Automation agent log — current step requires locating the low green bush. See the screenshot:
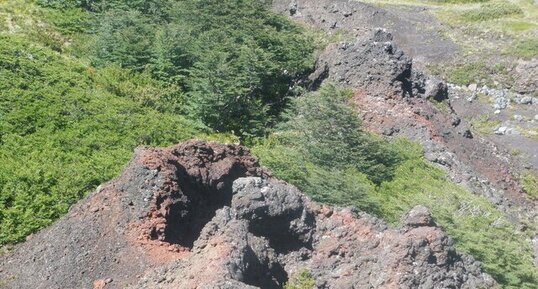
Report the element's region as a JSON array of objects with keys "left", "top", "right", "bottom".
[
  {"left": 253, "top": 140, "right": 379, "bottom": 213},
  {"left": 521, "top": 170, "right": 538, "bottom": 198},
  {"left": 271, "top": 84, "right": 402, "bottom": 184}
]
